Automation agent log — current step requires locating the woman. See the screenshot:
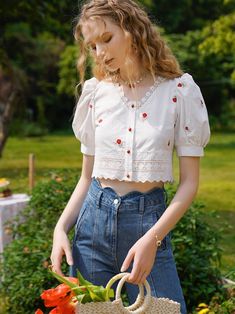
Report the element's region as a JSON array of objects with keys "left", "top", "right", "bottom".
[{"left": 50, "top": 1, "right": 210, "bottom": 313}]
